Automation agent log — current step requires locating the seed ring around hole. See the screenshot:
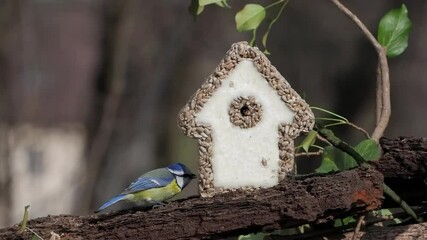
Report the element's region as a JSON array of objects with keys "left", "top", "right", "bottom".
[{"left": 229, "top": 96, "right": 262, "bottom": 129}]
